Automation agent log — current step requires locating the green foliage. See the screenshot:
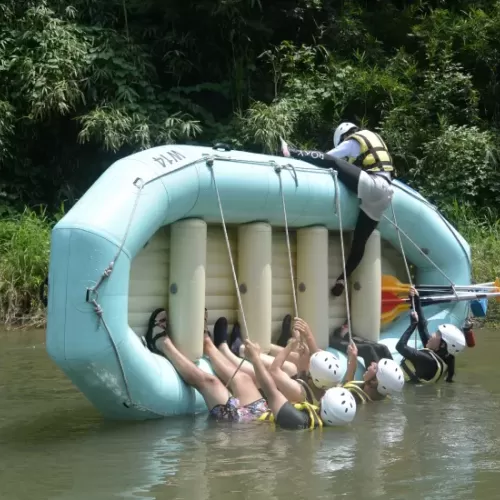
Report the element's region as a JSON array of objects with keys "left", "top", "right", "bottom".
[
  {"left": 446, "top": 201, "right": 500, "bottom": 323},
  {"left": 411, "top": 125, "right": 500, "bottom": 210},
  {"left": 1, "top": 0, "right": 500, "bottom": 325},
  {"left": 0, "top": 208, "right": 53, "bottom": 327},
  {"left": 0, "top": 0, "right": 499, "bottom": 216}
]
